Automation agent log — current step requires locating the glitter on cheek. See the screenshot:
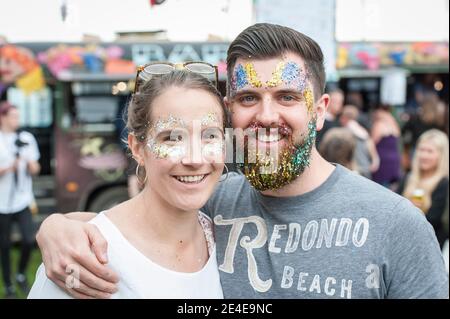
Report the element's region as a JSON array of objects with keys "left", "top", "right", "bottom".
[
  {"left": 202, "top": 141, "right": 224, "bottom": 159},
  {"left": 303, "top": 89, "right": 314, "bottom": 114},
  {"left": 147, "top": 139, "right": 187, "bottom": 160}
]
